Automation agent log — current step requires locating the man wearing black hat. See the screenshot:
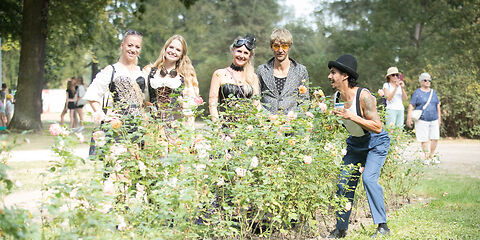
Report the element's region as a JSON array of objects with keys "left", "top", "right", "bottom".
[{"left": 327, "top": 54, "right": 391, "bottom": 238}]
